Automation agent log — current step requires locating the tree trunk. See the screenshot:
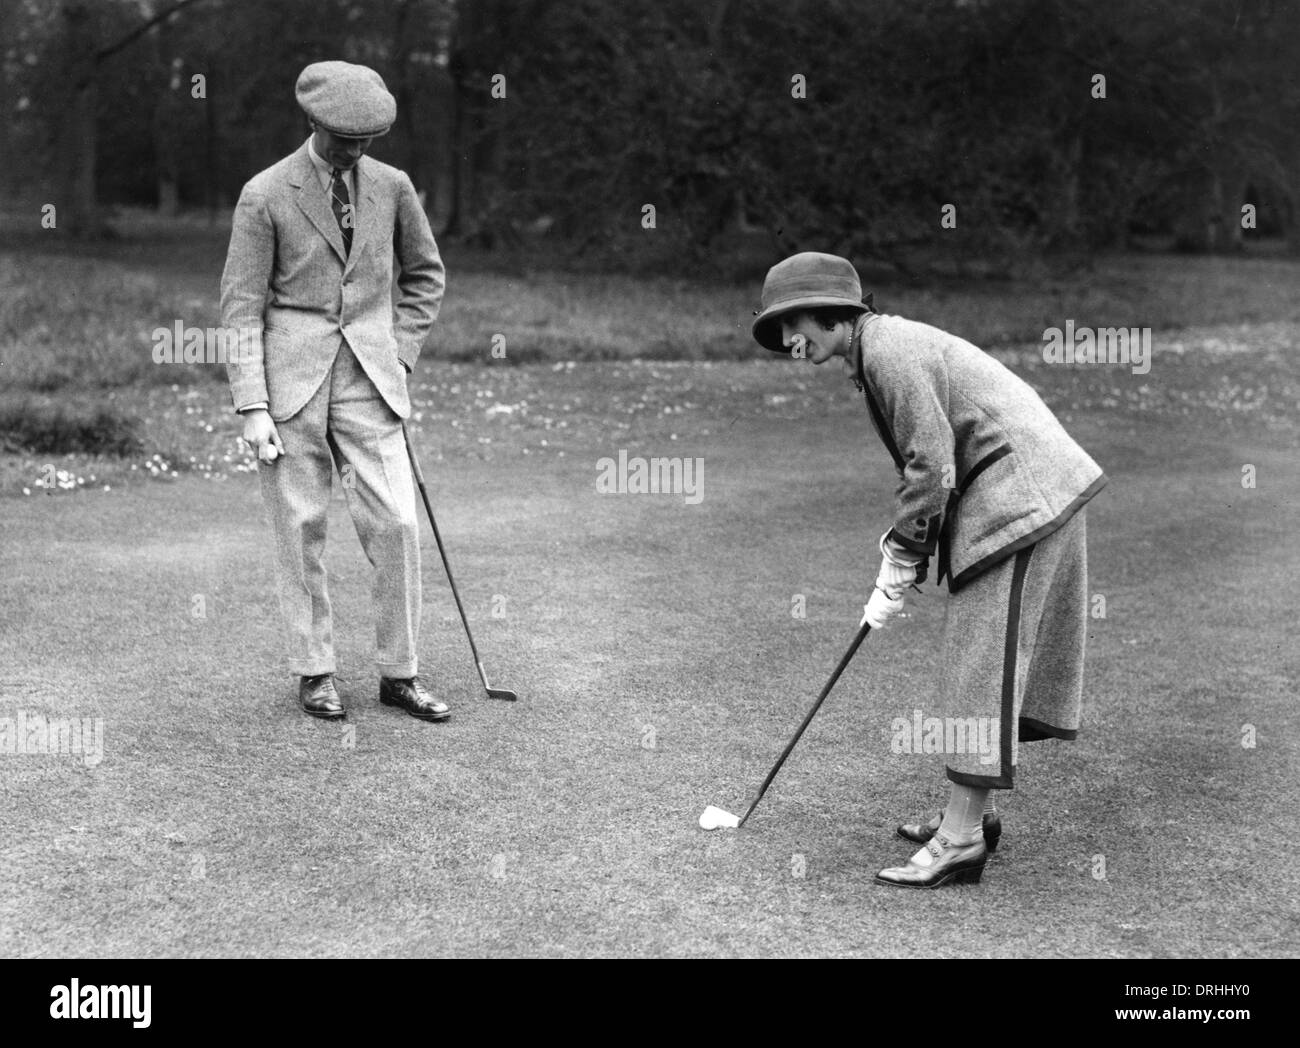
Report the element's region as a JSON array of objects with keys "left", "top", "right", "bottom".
[
  {"left": 0, "top": 0, "right": 12, "bottom": 205},
  {"left": 426, "top": 68, "right": 456, "bottom": 234},
  {"left": 1050, "top": 131, "right": 1083, "bottom": 248},
  {"left": 1218, "top": 171, "right": 1246, "bottom": 252},
  {"left": 154, "top": 79, "right": 185, "bottom": 217},
  {"left": 58, "top": 4, "right": 109, "bottom": 237},
  {"left": 392, "top": 0, "right": 421, "bottom": 193},
  {"left": 1288, "top": 180, "right": 1300, "bottom": 255},
  {"left": 445, "top": 73, "right": 473, "bottom": 237},
  {"left": 62, "top": 82, "right": 105, "bottom": 236},
  {"left": 204, "top": 46, "right": 219, "bottom": 222}
]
